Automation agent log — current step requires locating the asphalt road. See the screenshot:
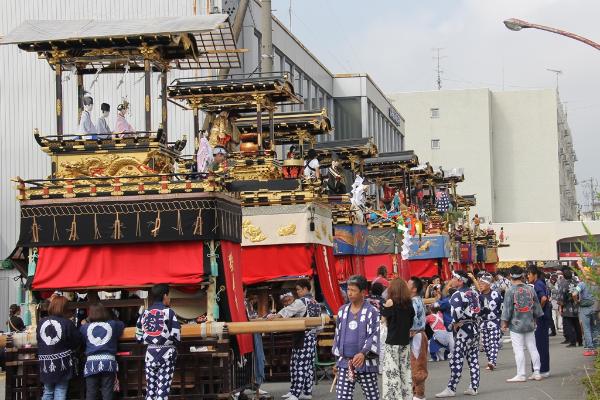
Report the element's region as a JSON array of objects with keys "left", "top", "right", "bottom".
[
  {"left": 260, "top": 335, "right": 594, "bottom": 400},
  {"left": 0, "top": 335, "right": 592, "bottom": 399}
]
